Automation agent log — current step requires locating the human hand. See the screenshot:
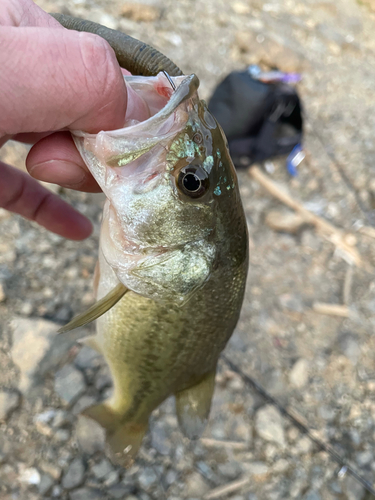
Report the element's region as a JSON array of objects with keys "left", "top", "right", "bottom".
[{"left": 0, "top": 0, "right": 128, "bottom": 240}]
